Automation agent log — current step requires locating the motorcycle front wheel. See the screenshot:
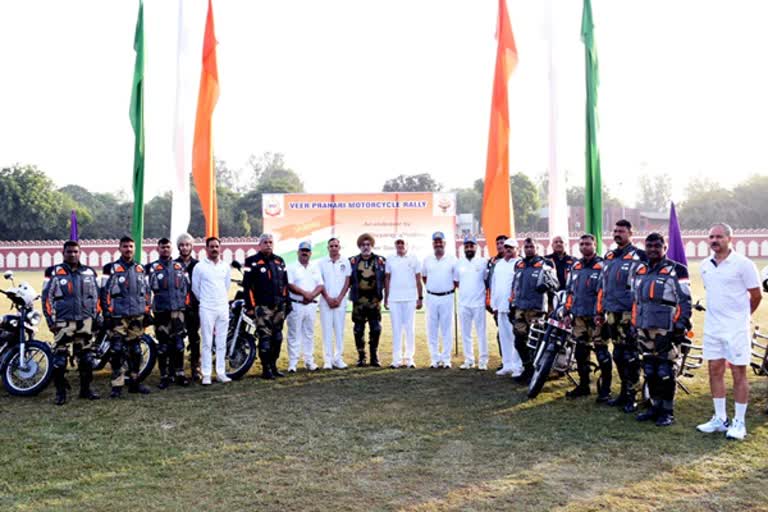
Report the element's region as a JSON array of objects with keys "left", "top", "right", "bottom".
[
  {"left": 527, "top": 344, "right": 558, "bottom": 399},
  {"left": 1, "top": 340, "right": 54, "bottom": 396},
  {"left": 226, "top": 332, "right": 257, "bottom": 380}
]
